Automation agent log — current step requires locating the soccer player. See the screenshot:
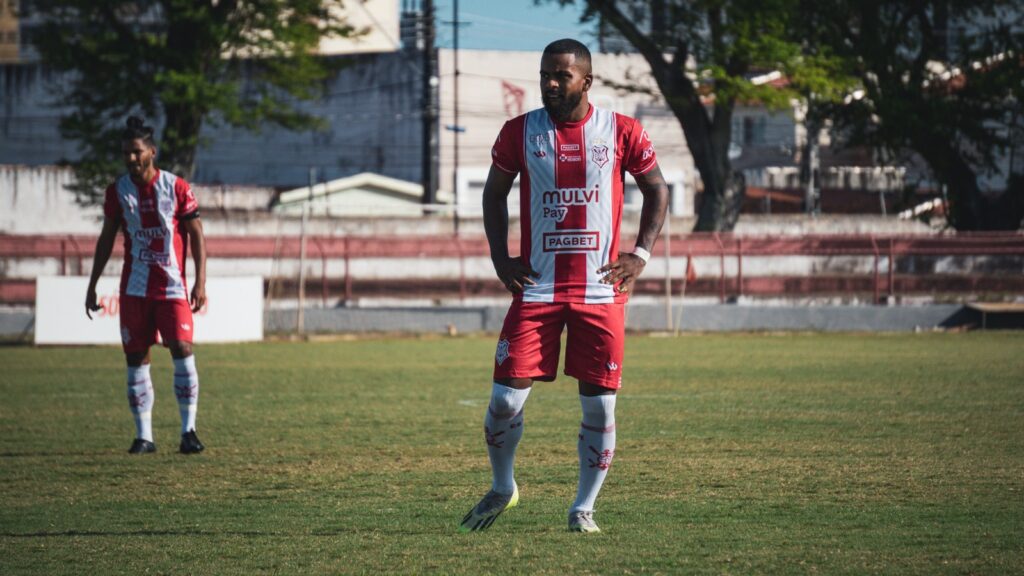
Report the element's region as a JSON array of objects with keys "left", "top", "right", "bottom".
[
  {"left": 459, "top": 39, "right": 669, "bottom": 533},
  {"left": 85, "top": 116, "right": 207, "bottom": 455}
]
